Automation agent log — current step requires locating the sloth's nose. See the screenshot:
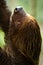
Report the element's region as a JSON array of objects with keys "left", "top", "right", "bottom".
[{"left": 14, "top": 6, "right": 23, "bottom": 13}]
